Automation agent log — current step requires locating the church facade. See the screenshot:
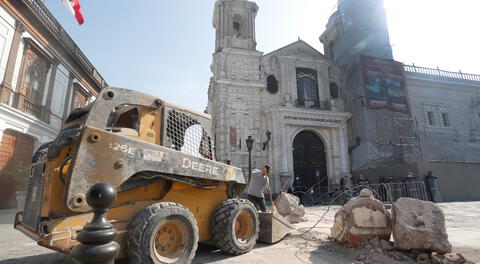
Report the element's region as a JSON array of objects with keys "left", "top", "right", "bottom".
[{"left": 207, "top": 0, "right": 351, "bottom": 192}]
